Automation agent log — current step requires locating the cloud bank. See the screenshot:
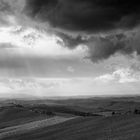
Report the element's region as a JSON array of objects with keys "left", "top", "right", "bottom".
[
  {"left": 23, "top": 0, "right": 140, "bottom": 62},
  {"left": 1, "top": 0, "right": 140, "bottom": 62},
  {"left": 1, "top": 0, "right": 140, "bottom": 97},
  {"left": 25, "top": 0, "right": 140, "bottom": 32}
]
